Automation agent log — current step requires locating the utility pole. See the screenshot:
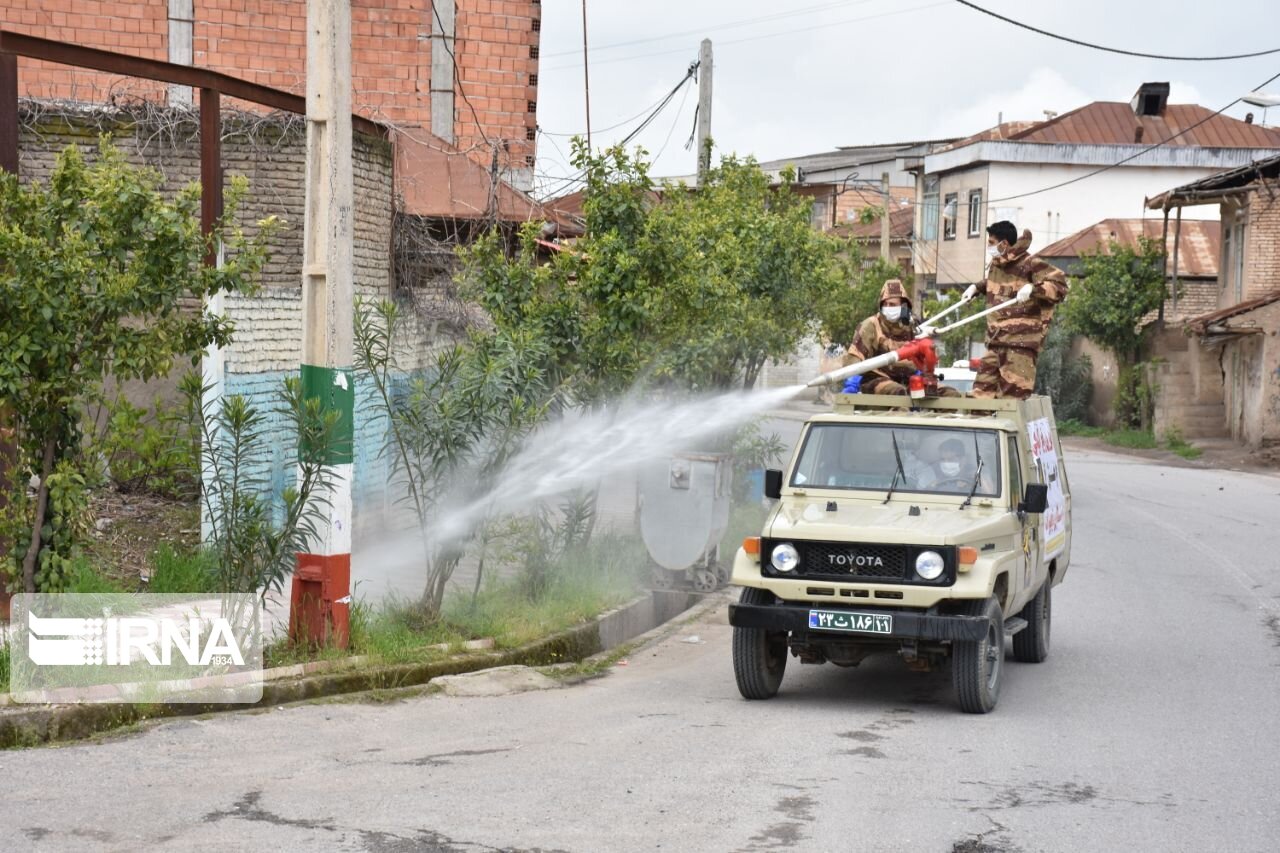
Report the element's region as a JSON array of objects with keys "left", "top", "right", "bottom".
[
  {"left": 292, "top": 0, "right": 355, "bottom": 648},
  {"left": 880, "top": 171, "right": 891, "bottom": 262},
  {"left": 696, "top": 38, "right": 713, "bottom": 183},
  {"left": 581, "top": 0, "right": 591, "bottom": 150}
]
